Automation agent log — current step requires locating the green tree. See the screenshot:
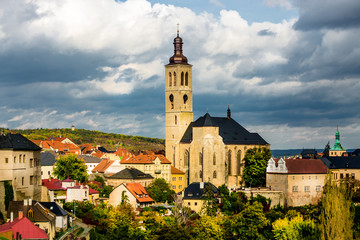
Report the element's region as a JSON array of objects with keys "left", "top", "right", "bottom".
[
  {"left": 94, "top": 175, "right": 105, "bottom": 185},
  {"left": 192, "top": 216, "right": 224, "bottom": 240},
  {"left": 242, "top": 147, "right": 271, "bottom": 186},
  {"left": 323, "top": 141, "right": 330, "bottom": 157},
  {"left": 146, "top": 178, "right": 175, "bottom": 203},
  {"left": 201, "top": 184, "right": 218, "bottom": 216},
  {"left": 53, "top": 154, "right": 88, "bottom": 182},
  {"left": 273, "top": 214, "right": 320, "bottom": 240},
  {"left": 320, "top": 175, "right": 354, "bottom": 240},
  {"left": 225, "top": 202, "right": 269, "bottom": 240}
]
